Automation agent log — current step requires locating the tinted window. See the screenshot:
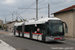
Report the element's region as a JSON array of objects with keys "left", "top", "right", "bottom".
[{"left": 17, "top": 26, "right": 22, "bottom": 31}]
